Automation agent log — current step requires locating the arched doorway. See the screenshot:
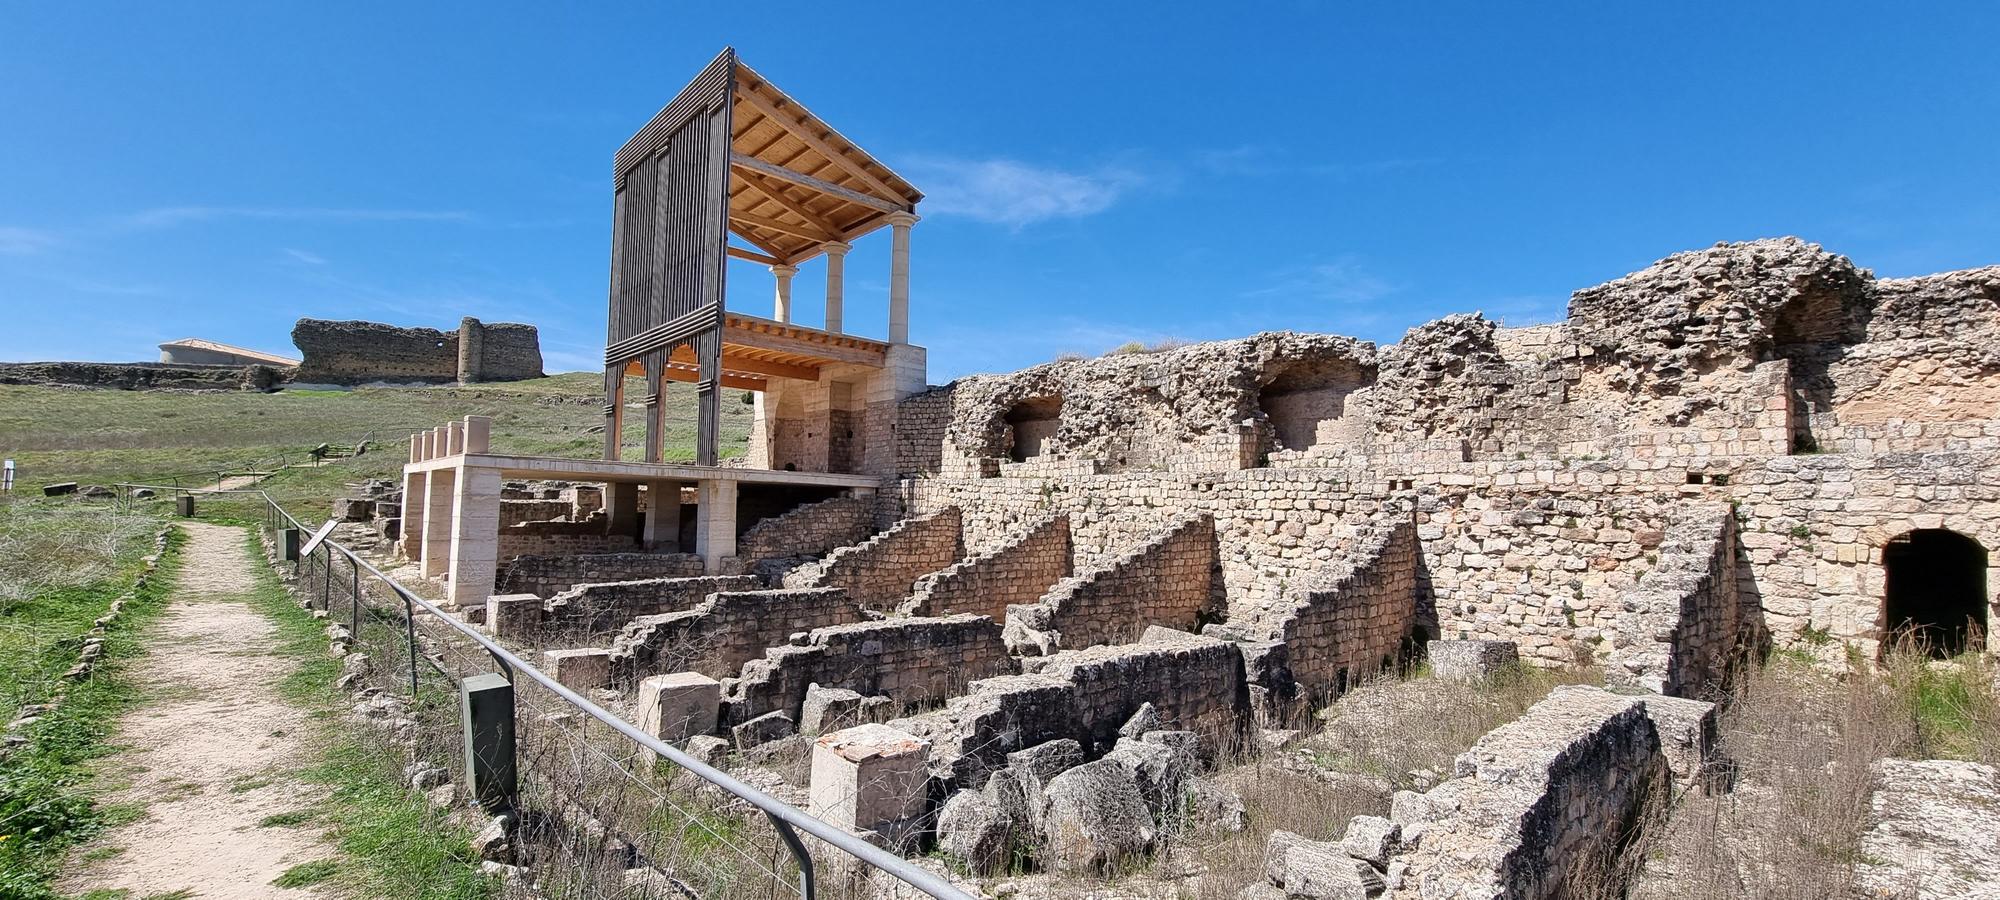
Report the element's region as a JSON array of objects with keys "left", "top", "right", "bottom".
[{"left": 1882, "top": 529, "right": 1989, "bottom": 657}]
